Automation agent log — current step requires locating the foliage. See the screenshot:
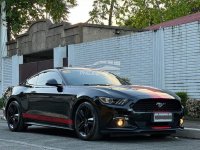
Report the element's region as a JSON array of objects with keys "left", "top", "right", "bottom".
[
  {"left": 0, "top": 98, "right": 3, "bottom": 109},
  {"left": 1, "top": 0, "right": 77, "bottom": 40},
  {"left": 176, "top": 92, "right": 188, "bottom": 108},
  {"left": 89, "top": 0, "right": 134, "bottom": 26},
  {"left": 125, "top": 0, "right": 200, "bottom": 29},
  {"left": 176, "top": 92, "right": 188, "bottom": 115},
  {"left": 89, "top": 0, "right": 200, "bottom": 29},
  {"left": 186, "top": 99, "right": 200, "bottom": 119}
]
